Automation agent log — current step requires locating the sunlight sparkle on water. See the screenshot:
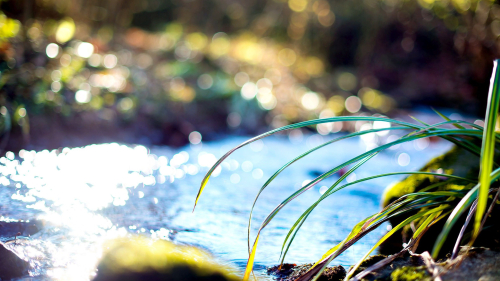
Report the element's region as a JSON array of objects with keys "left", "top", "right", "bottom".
[
  {"left": 0, "top": 134, "right": 453, "bottom": 280},
  {"left": 0, "top": 143, "right": 223, "bottom": 280}
]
